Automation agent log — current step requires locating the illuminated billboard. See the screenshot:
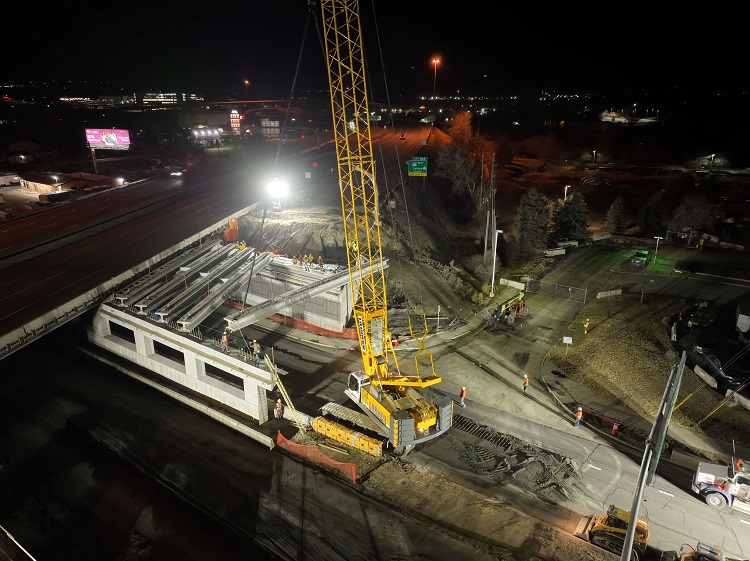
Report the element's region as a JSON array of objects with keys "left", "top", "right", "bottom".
[{"left": 85, "top": 128, "right": 131, "bottom": 150}]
